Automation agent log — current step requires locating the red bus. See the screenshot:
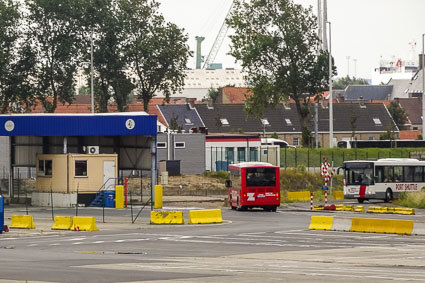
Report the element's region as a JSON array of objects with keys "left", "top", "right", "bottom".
[{"left": 226, "top": 162, "right": 280, "bottom": 212}]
